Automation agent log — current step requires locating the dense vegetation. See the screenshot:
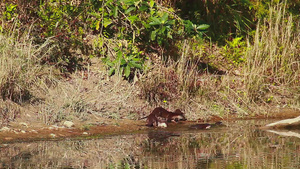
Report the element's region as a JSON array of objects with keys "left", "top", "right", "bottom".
[{"left": 0, "top": 0, "right": 299, "bottom": 126}]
